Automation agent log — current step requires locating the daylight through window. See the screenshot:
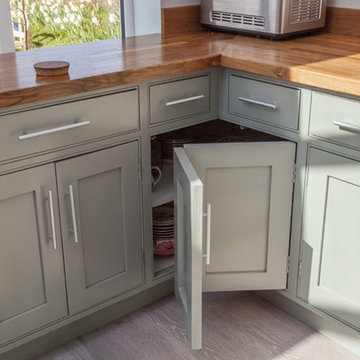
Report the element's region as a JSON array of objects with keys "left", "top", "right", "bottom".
[{"left": 10, "top": 0, "right": 122, "bottom": 51}]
